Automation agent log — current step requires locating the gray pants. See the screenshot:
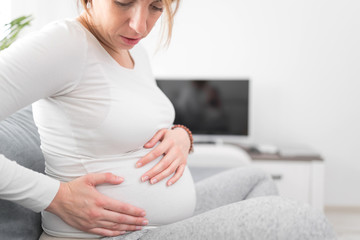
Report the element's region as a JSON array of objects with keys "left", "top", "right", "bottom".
[
  {"left": 105, "top": 166, "right": 336, "bottom": 240},
  {"left": 41, "top": 167, "right": 336, "bottom": 240}
]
